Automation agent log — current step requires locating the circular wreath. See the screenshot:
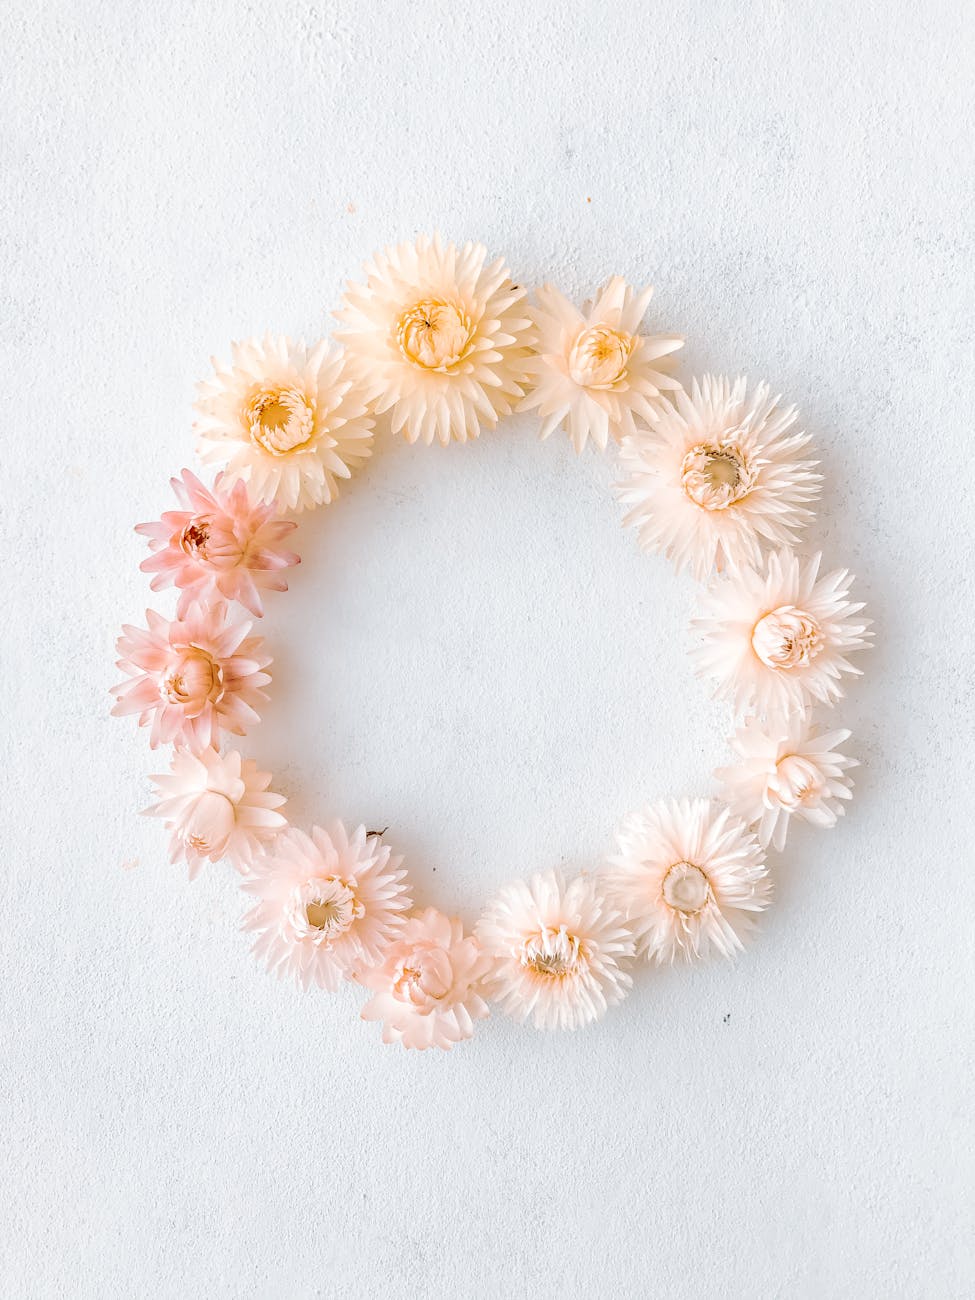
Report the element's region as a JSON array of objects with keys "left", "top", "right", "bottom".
[{"left": 112, "top": 235, "right": 872, "bottom": 1051}]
